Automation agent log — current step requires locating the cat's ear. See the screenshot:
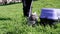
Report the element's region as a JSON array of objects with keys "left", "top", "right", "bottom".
[
  {"left": 32, "top": 12, "right": 36, "bottom": 15},
  {"left": 34, "top": 12, "right": 36, "bottom": 14}
]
